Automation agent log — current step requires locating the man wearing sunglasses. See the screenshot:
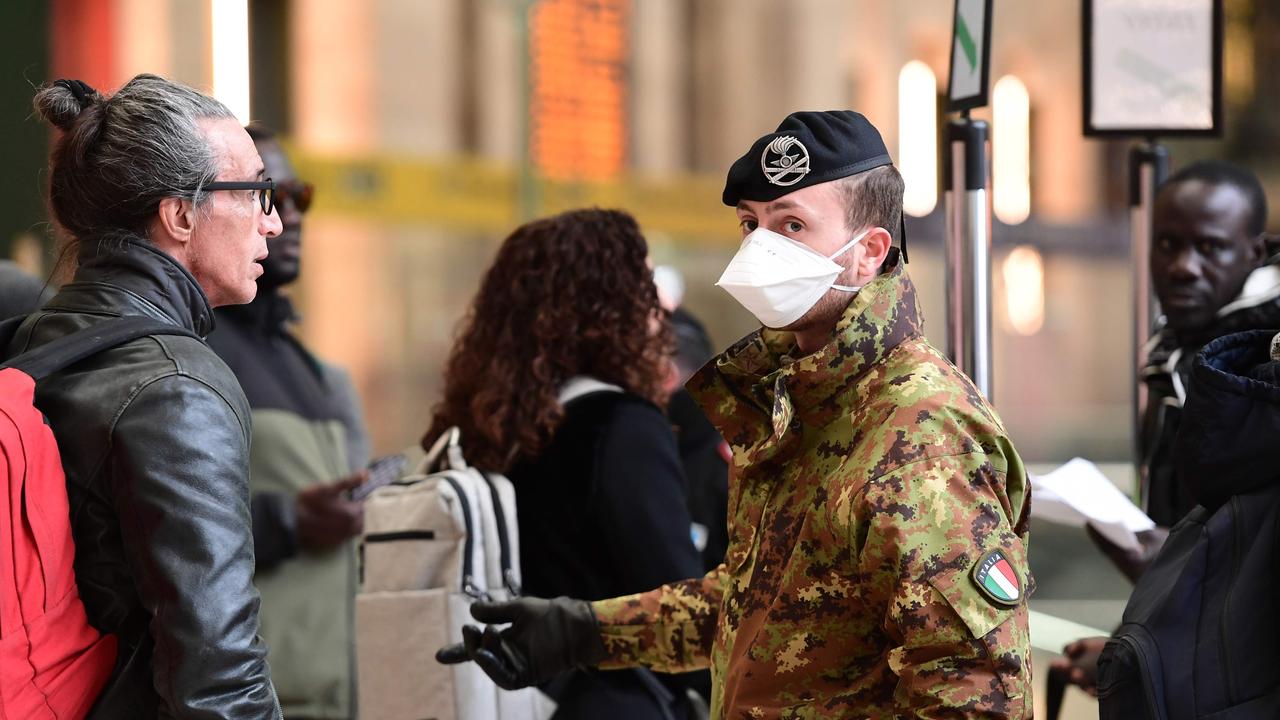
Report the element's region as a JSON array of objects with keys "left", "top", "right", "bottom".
[{"left": 207, "top": 125, "right": 370, "bottom": 720}]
